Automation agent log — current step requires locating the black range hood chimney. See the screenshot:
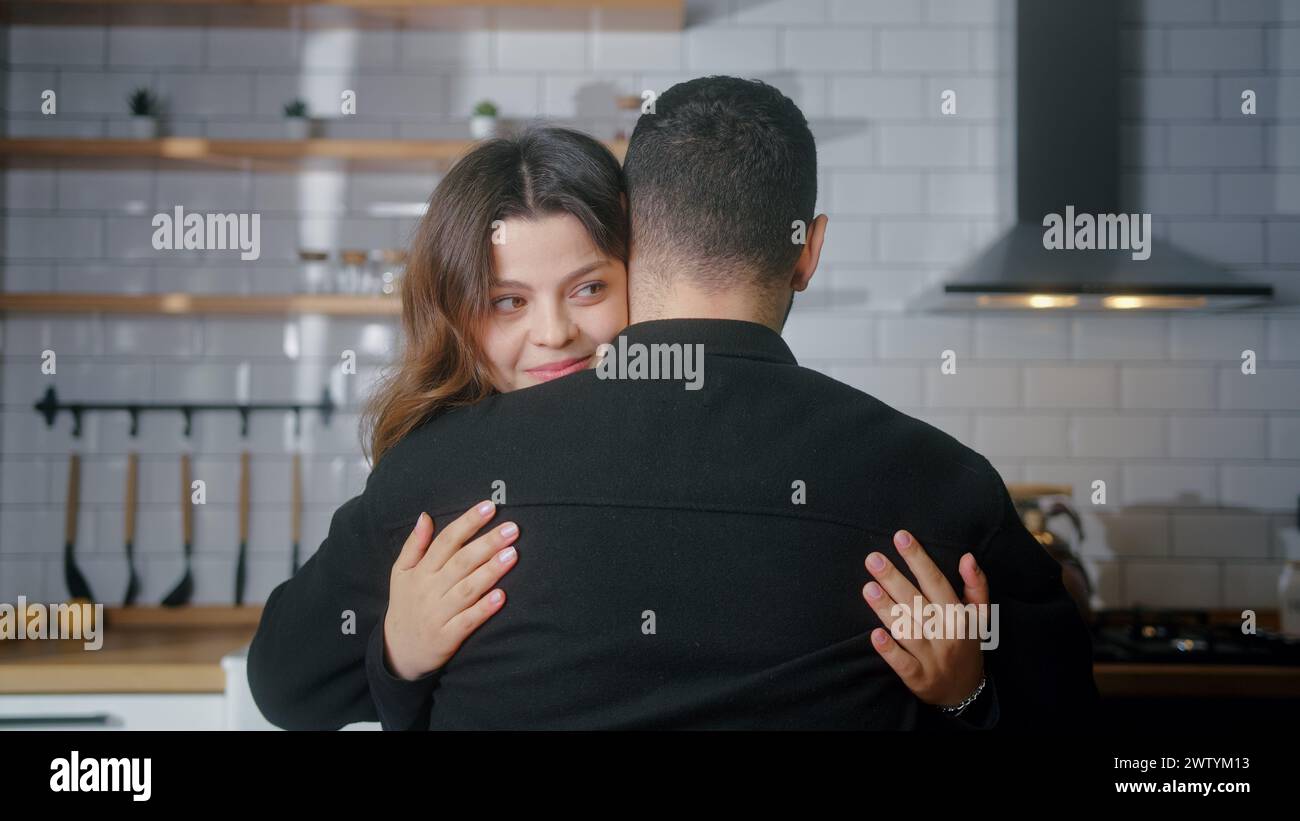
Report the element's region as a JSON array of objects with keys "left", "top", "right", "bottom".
[{"left": 913, "top": 0, "right": 1274, "bottom": 312}]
